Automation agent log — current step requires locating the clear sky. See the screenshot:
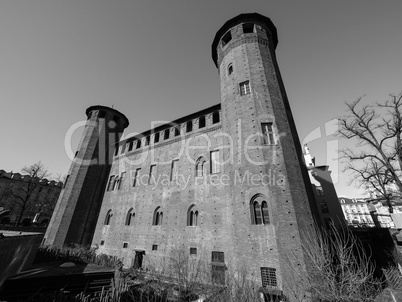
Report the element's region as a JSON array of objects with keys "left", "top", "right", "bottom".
[{"left": 1, "top": 0, "right": 401, "bottom": 198}]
